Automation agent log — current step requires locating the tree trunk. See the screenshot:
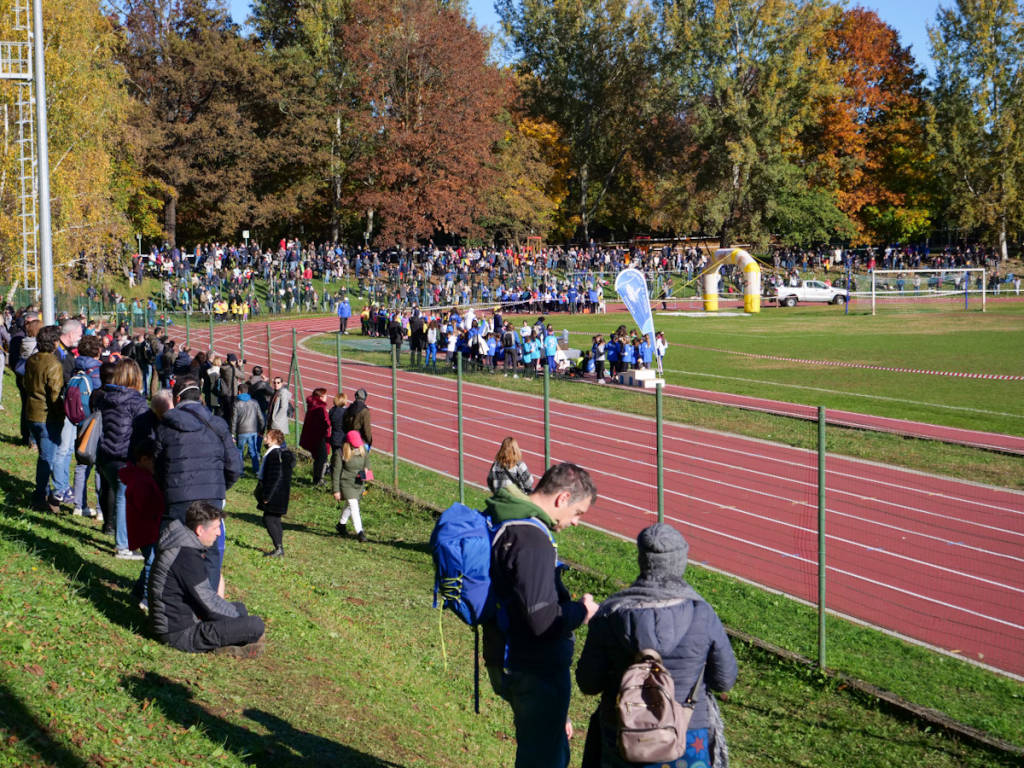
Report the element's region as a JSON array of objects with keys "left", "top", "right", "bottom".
[
  {"left": 164, "top": 194, "right": 177, "bottom": 248},
  {"left": 364, "top": 208, "right": 374, "bottom": 246},
  {"left": 999, "top": 219, "right": 1008, "bottom": 261},
  {"left": 331, "top": 114, "right": 342, "bottom": 243},
  {"left": 579, "top": 163, "right": 589, "bottom": 244}
]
